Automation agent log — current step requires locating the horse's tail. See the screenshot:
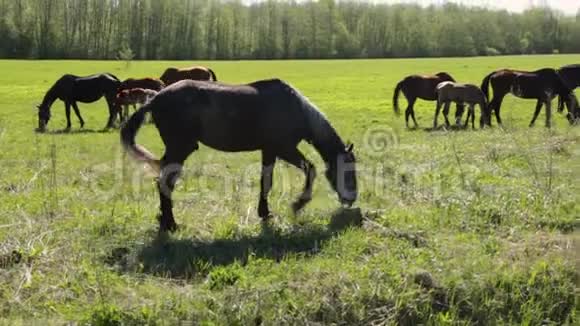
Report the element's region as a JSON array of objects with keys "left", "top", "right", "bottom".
[
  {"left": 393, "top": 80, "right": 404, "bottom": 115},
  {"left": 208, "top": 68, "right": 218, "bottom": 82},
  {"left": 480, "top": 71, "right": 494, "bottom": 99},
  {"left": 120, "top": 103, "right": 160, "bottom": 174}
]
